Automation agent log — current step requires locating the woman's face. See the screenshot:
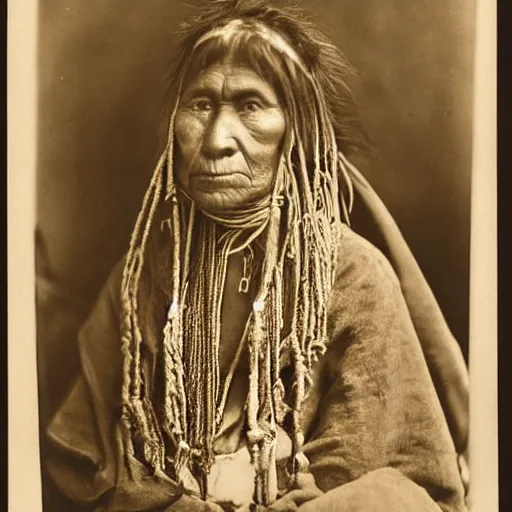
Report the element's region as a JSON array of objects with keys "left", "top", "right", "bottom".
[{"left": 174, "top": 61, "right": 286, "bottom": 212}]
